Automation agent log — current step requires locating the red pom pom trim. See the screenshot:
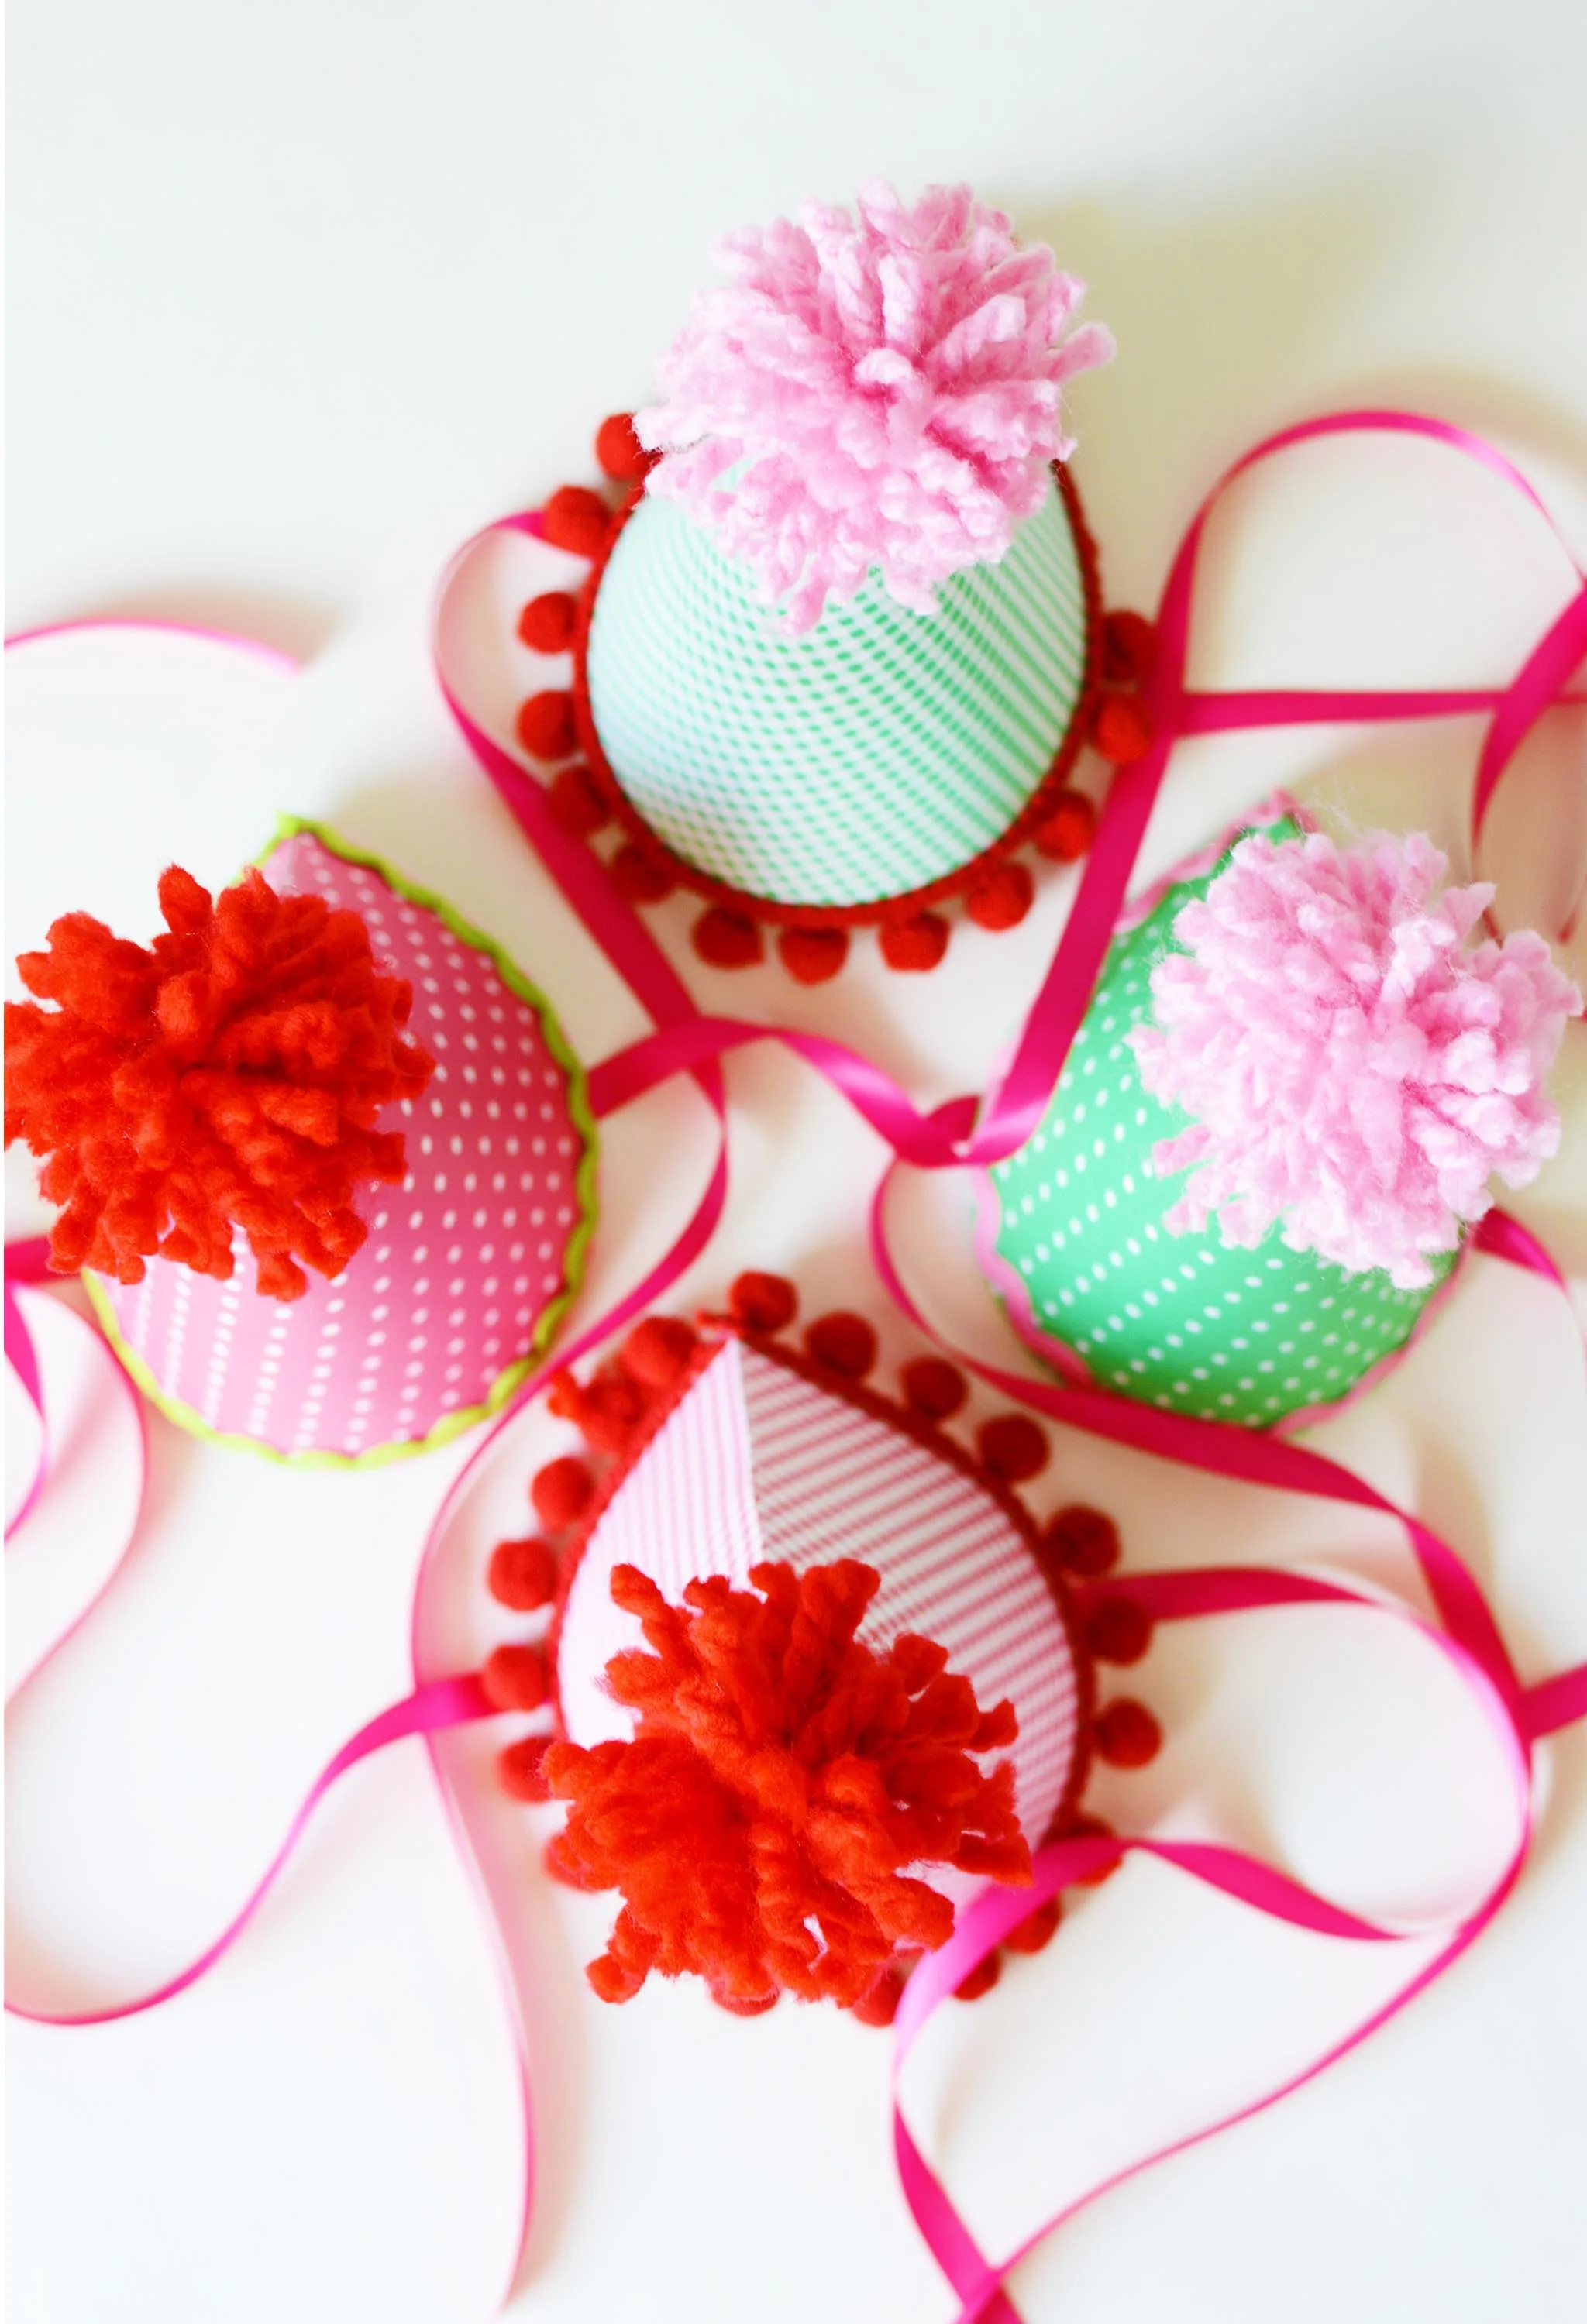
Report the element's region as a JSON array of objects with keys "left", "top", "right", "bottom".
[
  {"left": 1090, "top": 693, "right": 1154, "bottom": 767},
  {"left": 1084, "top": 1595, "right": 1154, "bottom": 1666},
  {"left": 977, "top": 1413, "right": 1050, "bottom": 1483},
  {"left": 620, "top": 1315, "right": 698, "bottom": 1389},
  {"left": 691, "top": 908, "right": 765, "bottom": 969},
  {"left": 777, "top": 926, "right": 849, "bottom": 984},
  {"left": 547, "top": 1362, "right": 647, "bottom": 1456},
  {"left": 1045, "top": 1504, "right": 1121, "bottom": 1576},
  {"left": 483, "top": 1642, "right": 550, "bottom": 1711},
  {"left": 532, "top": 1456, "right": 595, "bottom": 1530},
  {"left": 878, "top": 913, "right": 950, "bottom": 973},
  {"left": 953, "top": 1951, "right": 1003, "bottom": 2001},
  {"left": 515, "top": 690, "right": 578, "bottom": 761},
  {"left": 499, "top": 1735, "right": 553, "bottom": 1802},
  {"left": 518, "top": 591, "right": 578, "bottom": 654},
  {"left": 487, "top": 1535, "right": 560, "bottom": 1611},
  {"left": 541, "top": 485, "right": 612, "bottom": 559},
  {"left": 594, "top": 413, "right": 652, "bottom": 485},
  {"left": 610, "top": 846, "right": 676, "bottom": 904},
  {"left": 804, "top": 1311, "right": 877, "bottom": 1379},
  {"left": 548, "top": 765, "right": 610, "bottom": 835},
  {"left": 728, "top": 1271, "right": 798, "bottom": 1333},
  {"left": 1102, "top": 609, "right": 1155, "bottom": 687},
  {"left": 5, "top": 864, "right": 435, "bottom": 1298},
  {"left": 900, "top": 1356, "right": 968, "bottom": 1422},
  {"left": 1093, "top": 1697, "right": 1162, "bottom": 1768},
  {"left": 1034, "top": 789, "right": 1096, "bottom": 863},
  {"left": 965, "top": 862, "right": 1034, "bottom": 931},
  {"left": 1003, "top": 1895, "right": 1062, "bottom": 1954}
]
